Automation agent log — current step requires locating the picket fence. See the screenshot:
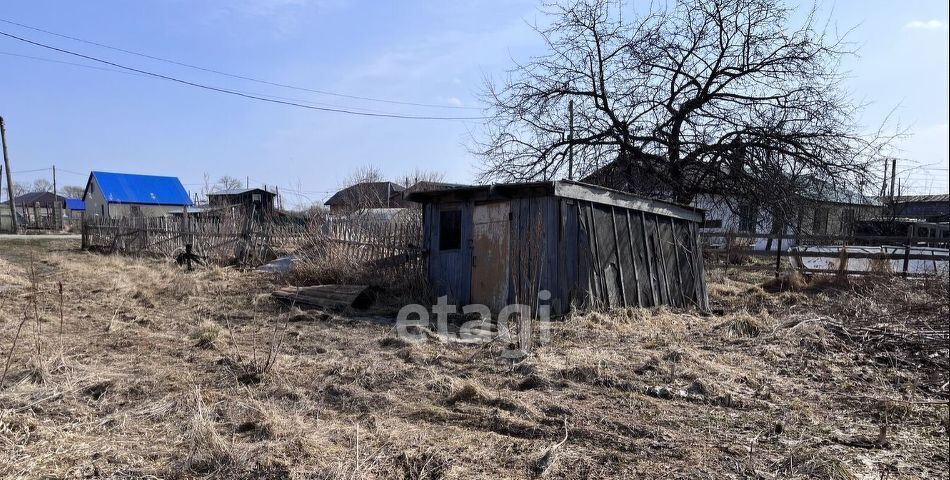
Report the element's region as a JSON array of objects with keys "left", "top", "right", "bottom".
[{"left": 82, "top": 213, "right": 423, "bottom": 271}]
